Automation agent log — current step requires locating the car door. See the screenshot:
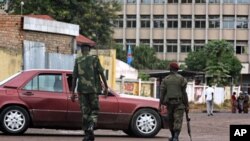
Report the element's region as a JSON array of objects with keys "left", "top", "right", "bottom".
[
  {"left": 65, "top": 73, "right": 119, "bottom": 128},
  {"left": 19, "top": 73, "right": 68, "bottom": 127}
]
